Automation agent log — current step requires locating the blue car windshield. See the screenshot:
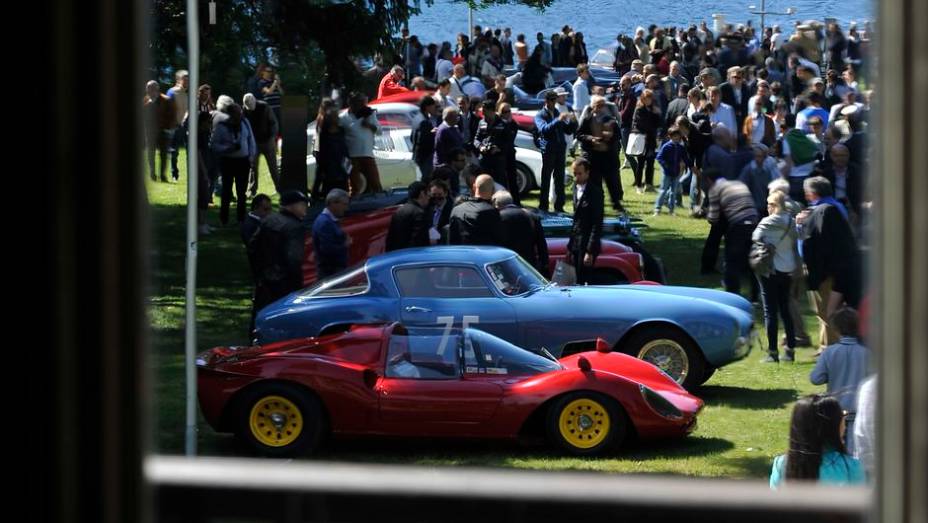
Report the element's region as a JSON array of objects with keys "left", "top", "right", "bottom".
[
  {"left": 485, "top": 256, "right": 548, "bottom": 296},
  {"left": 465, "top": 329, "right": 562, "bottom": 376}
]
